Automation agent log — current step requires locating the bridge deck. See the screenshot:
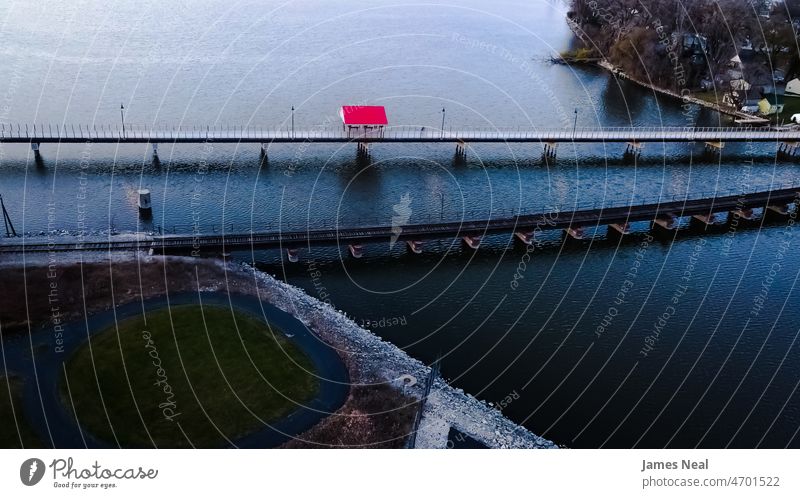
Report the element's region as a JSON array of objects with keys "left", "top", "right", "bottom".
[
  {"left": 3, "top": 186, "right": 798, "bottom": 254},
  {"left": 2, "top": 125, "right": 800, "bottom": 144}
]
